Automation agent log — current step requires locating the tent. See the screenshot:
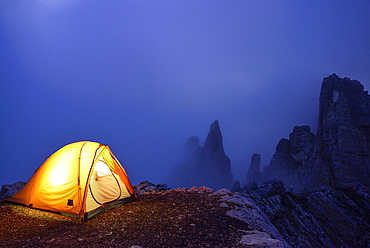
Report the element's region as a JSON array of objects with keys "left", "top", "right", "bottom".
[{"left": 7, "top": 141, "right": 137, "bottom": 221}]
